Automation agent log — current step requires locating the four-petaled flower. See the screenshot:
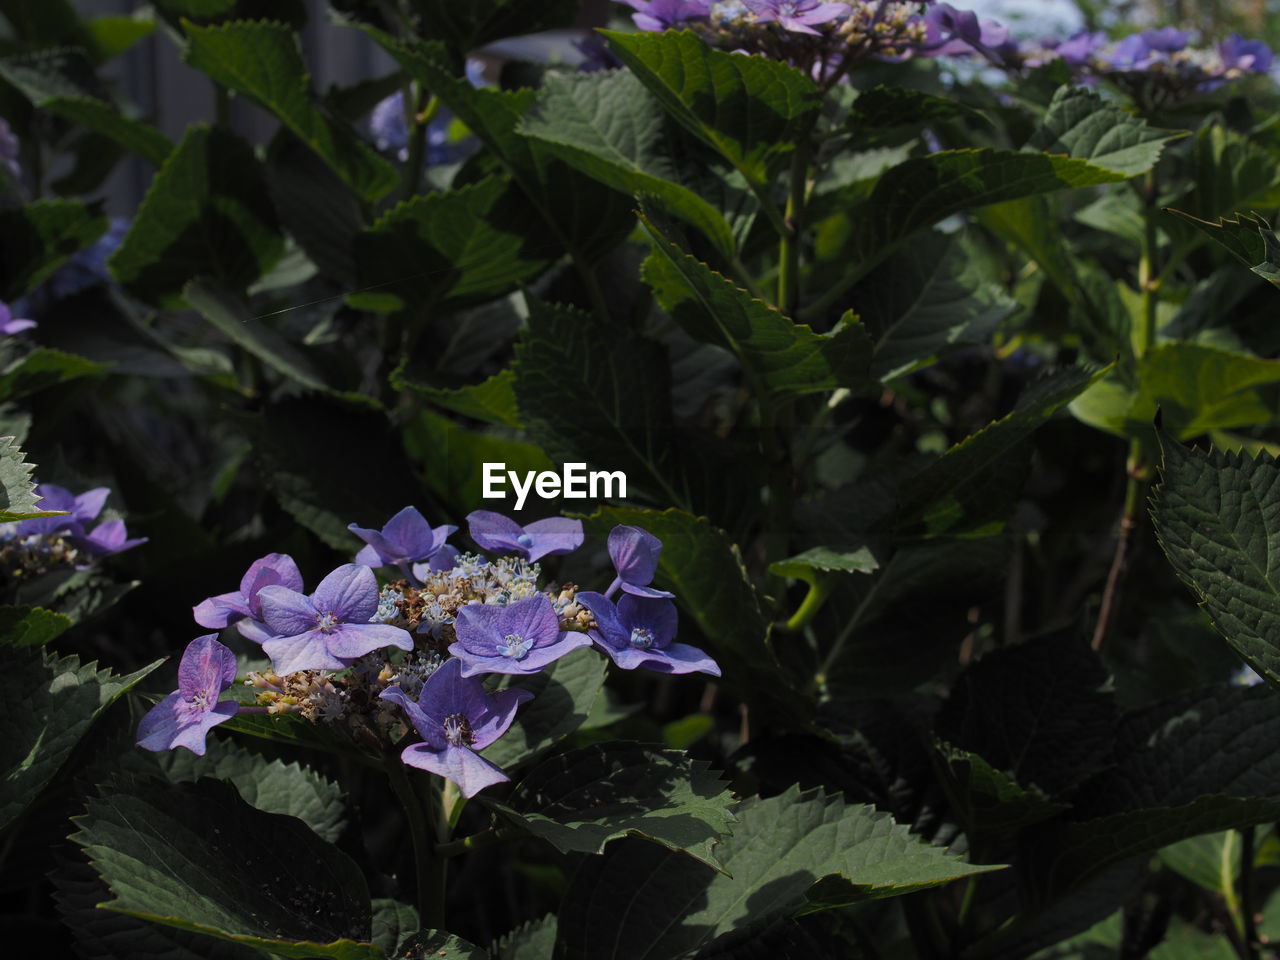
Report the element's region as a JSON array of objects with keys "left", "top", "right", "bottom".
[
  {"left": 193, "top": 553, "right": 304, "bottom": 644},
  {"left": 257, "top": 563, "right": 413, "bottom": 675},
  {"left": 450, "top": 594, "right": 592, "bottom": 677},
  {"left": 380, "top": 658, "right": 532, "bottom": 798},
  {"left": 349, "top": 506, "right": 458, "bottom": 582},
  {"left": 745, "top": 0, "right": 849, "bottom": 35},
  {"left": 605, "top": 525, "right": 674, "bottom": 599},
  {"left": 577, "top": 592, "right": 721, "bottom": 676},
  {"left": 136, "top": 634, "right": 239, "bottom": 755},
  {"left": 466, "top": 510, "right": 584, "bottom": 562}
]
